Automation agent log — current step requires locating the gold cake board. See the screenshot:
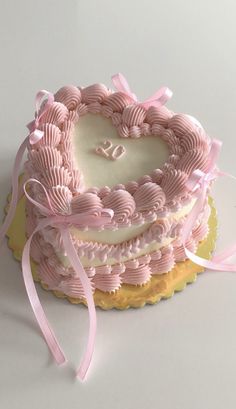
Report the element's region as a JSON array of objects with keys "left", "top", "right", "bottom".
[{"left": 5, "top": 193, "right": 217, "bottom": 310}]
